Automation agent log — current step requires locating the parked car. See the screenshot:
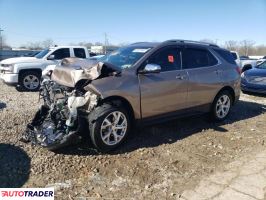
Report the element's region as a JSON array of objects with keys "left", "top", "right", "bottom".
[
  {"left": 256, "top": 57, "right": 266, "bottom": 66},
  {"left": 241, "top": 61, "right": 266, "bottom": 94},
  {"left": 230, "top": 51, "right": 261, "bottom": 72},
  {"left": 0, "top": 46, "right": 91, "bottom": 91},
  {"left": 22, "top": 40, "right": 241, "bottom": 152},
  {"left": 230, "top": 51, "right": 241, "bottom": 67}
]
